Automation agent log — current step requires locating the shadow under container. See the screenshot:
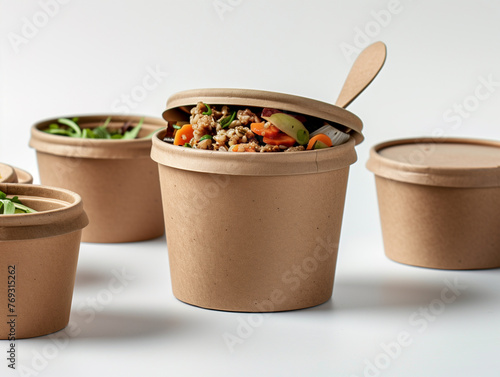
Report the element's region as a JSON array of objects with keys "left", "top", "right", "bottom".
[
  {"left": 0, "top": 183, "right": 88, "bottom": 339},
  {"left": 366, "top": 137, "right": 500, "bottom": 270},
  {"left": 152, "top": 88, "right": 364, "bottom": 312},
  {"left": 29, "top": 115, "right": 166, "bottom": 243}
]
